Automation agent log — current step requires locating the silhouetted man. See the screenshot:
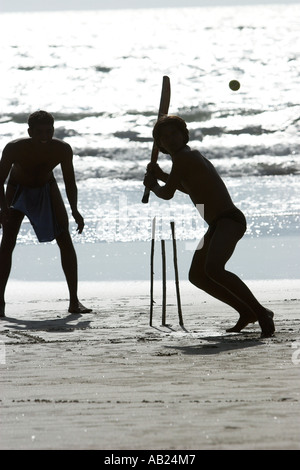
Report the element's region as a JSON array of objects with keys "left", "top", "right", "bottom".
[{"left": 0, "top": 110, "right": 92, "bottom": 317}]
